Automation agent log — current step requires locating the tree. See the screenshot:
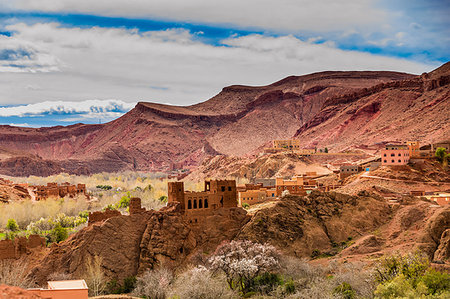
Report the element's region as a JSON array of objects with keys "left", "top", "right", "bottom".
[
  {"left": 6, "top": 218, "right": 19, "bottom": 231},
  {"left": 324, "top": 147, "right": 329, "bottom": 153},
  {"left": 84, "top": 255, "right": 106, "bottom": 297},
  {"left": 435, "top": 147, "right": 446, "bottom": 161},
  {"left": 208, "top": 240, "right": 280, "bottom": 294},
  {"left": 133, "top": 267, "right": 173, "bottom": 299}
]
